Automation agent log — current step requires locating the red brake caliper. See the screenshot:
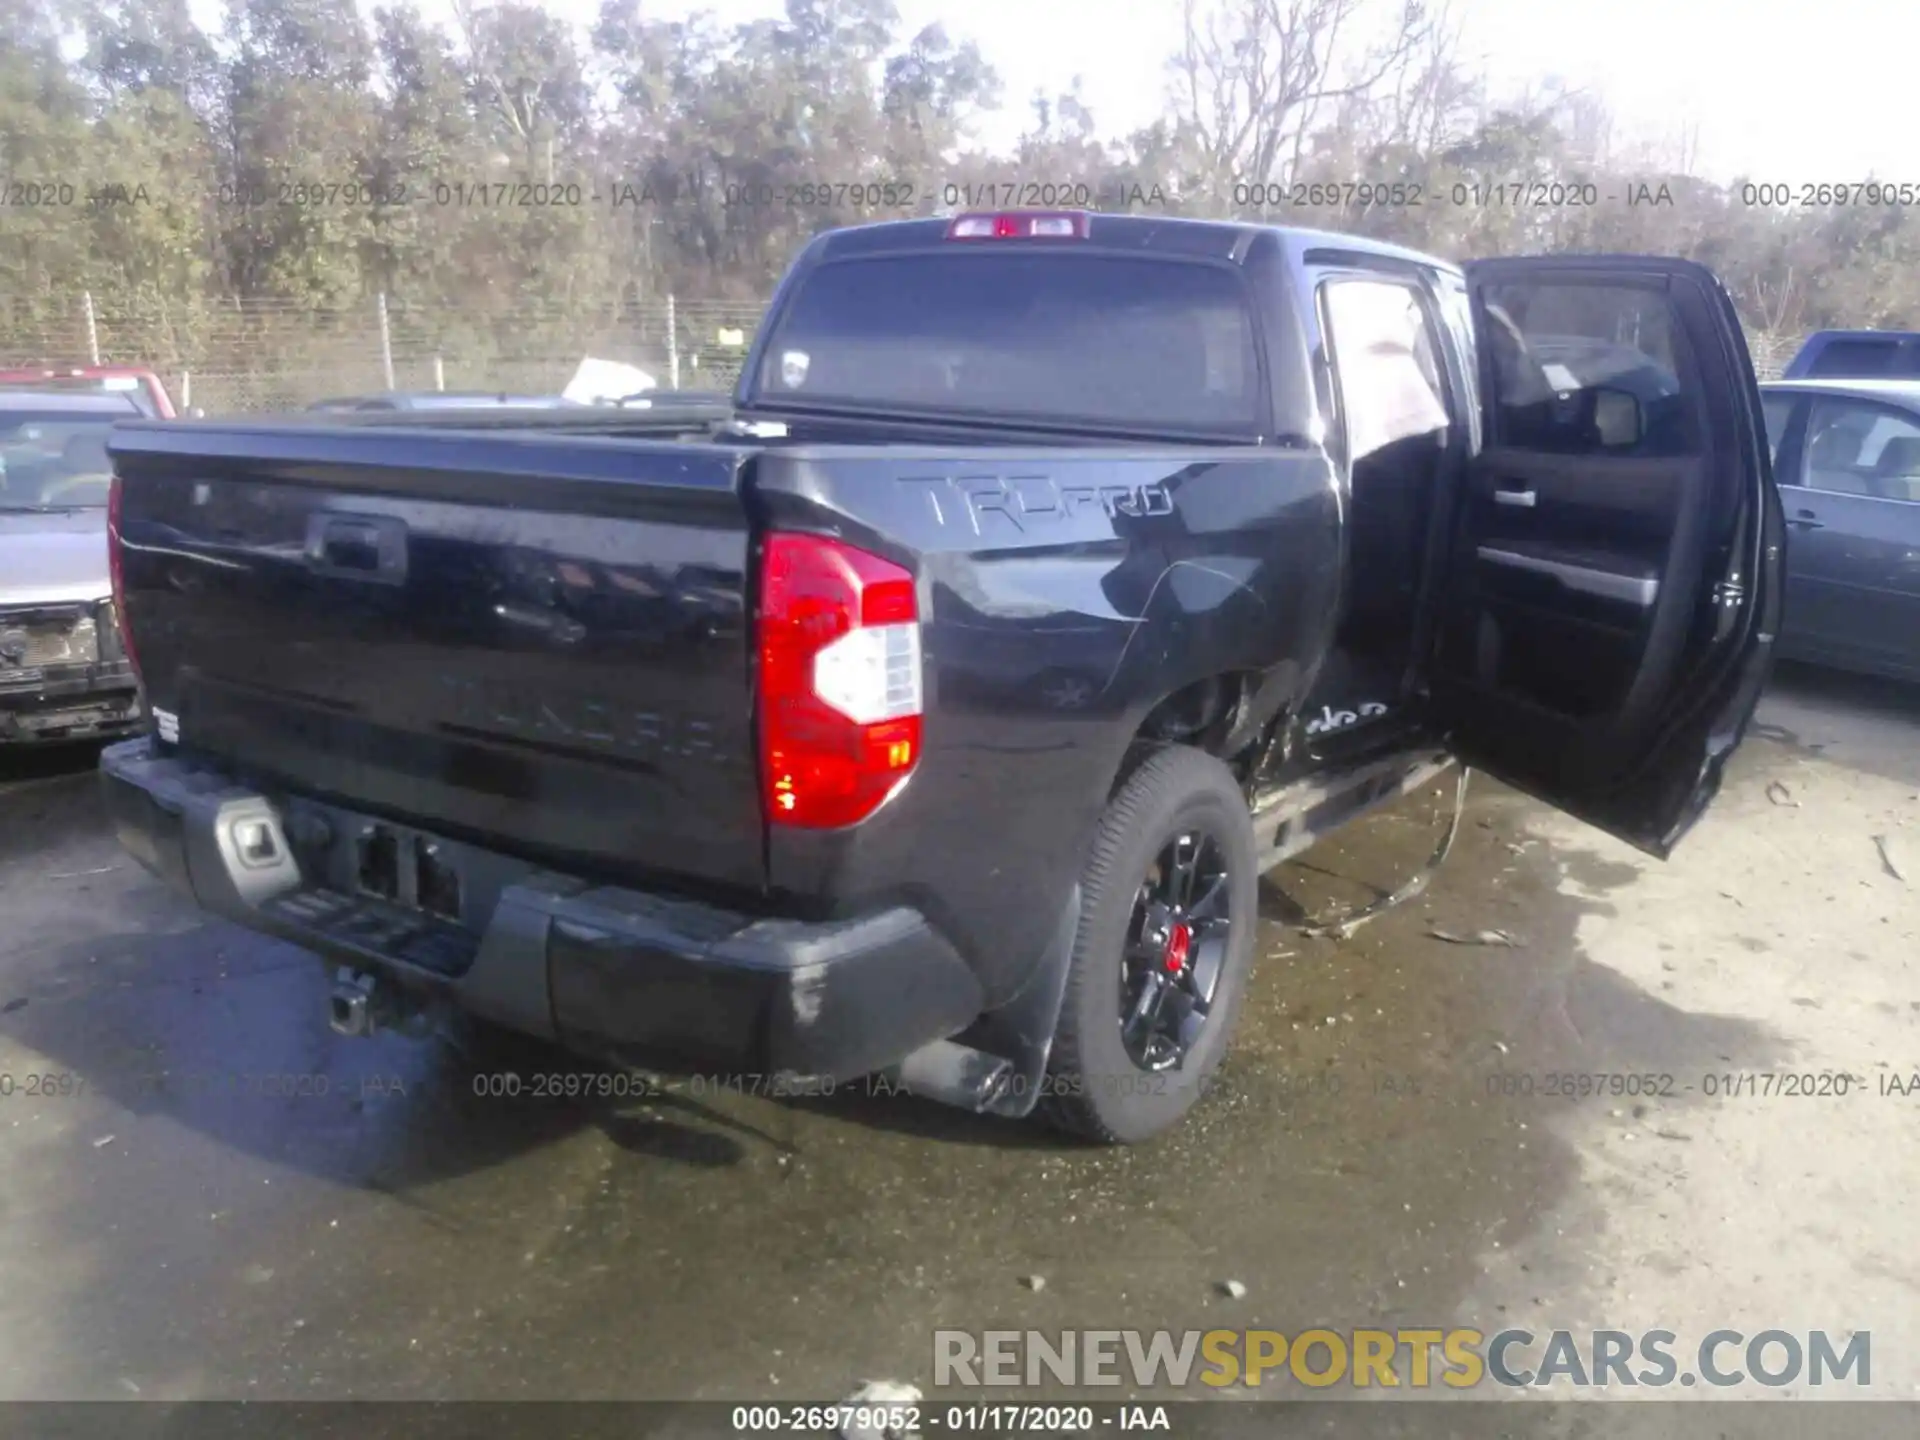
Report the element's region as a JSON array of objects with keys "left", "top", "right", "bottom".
[{"left": 1163, "top": 921, "right": 1192, "bottom": 974}]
